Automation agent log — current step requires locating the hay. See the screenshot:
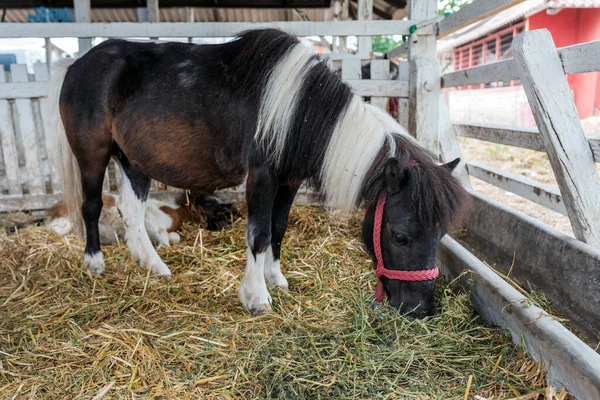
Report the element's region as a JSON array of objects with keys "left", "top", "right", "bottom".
[{"left": 0, "top": 205, "right": 569, "bottom": 399}]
